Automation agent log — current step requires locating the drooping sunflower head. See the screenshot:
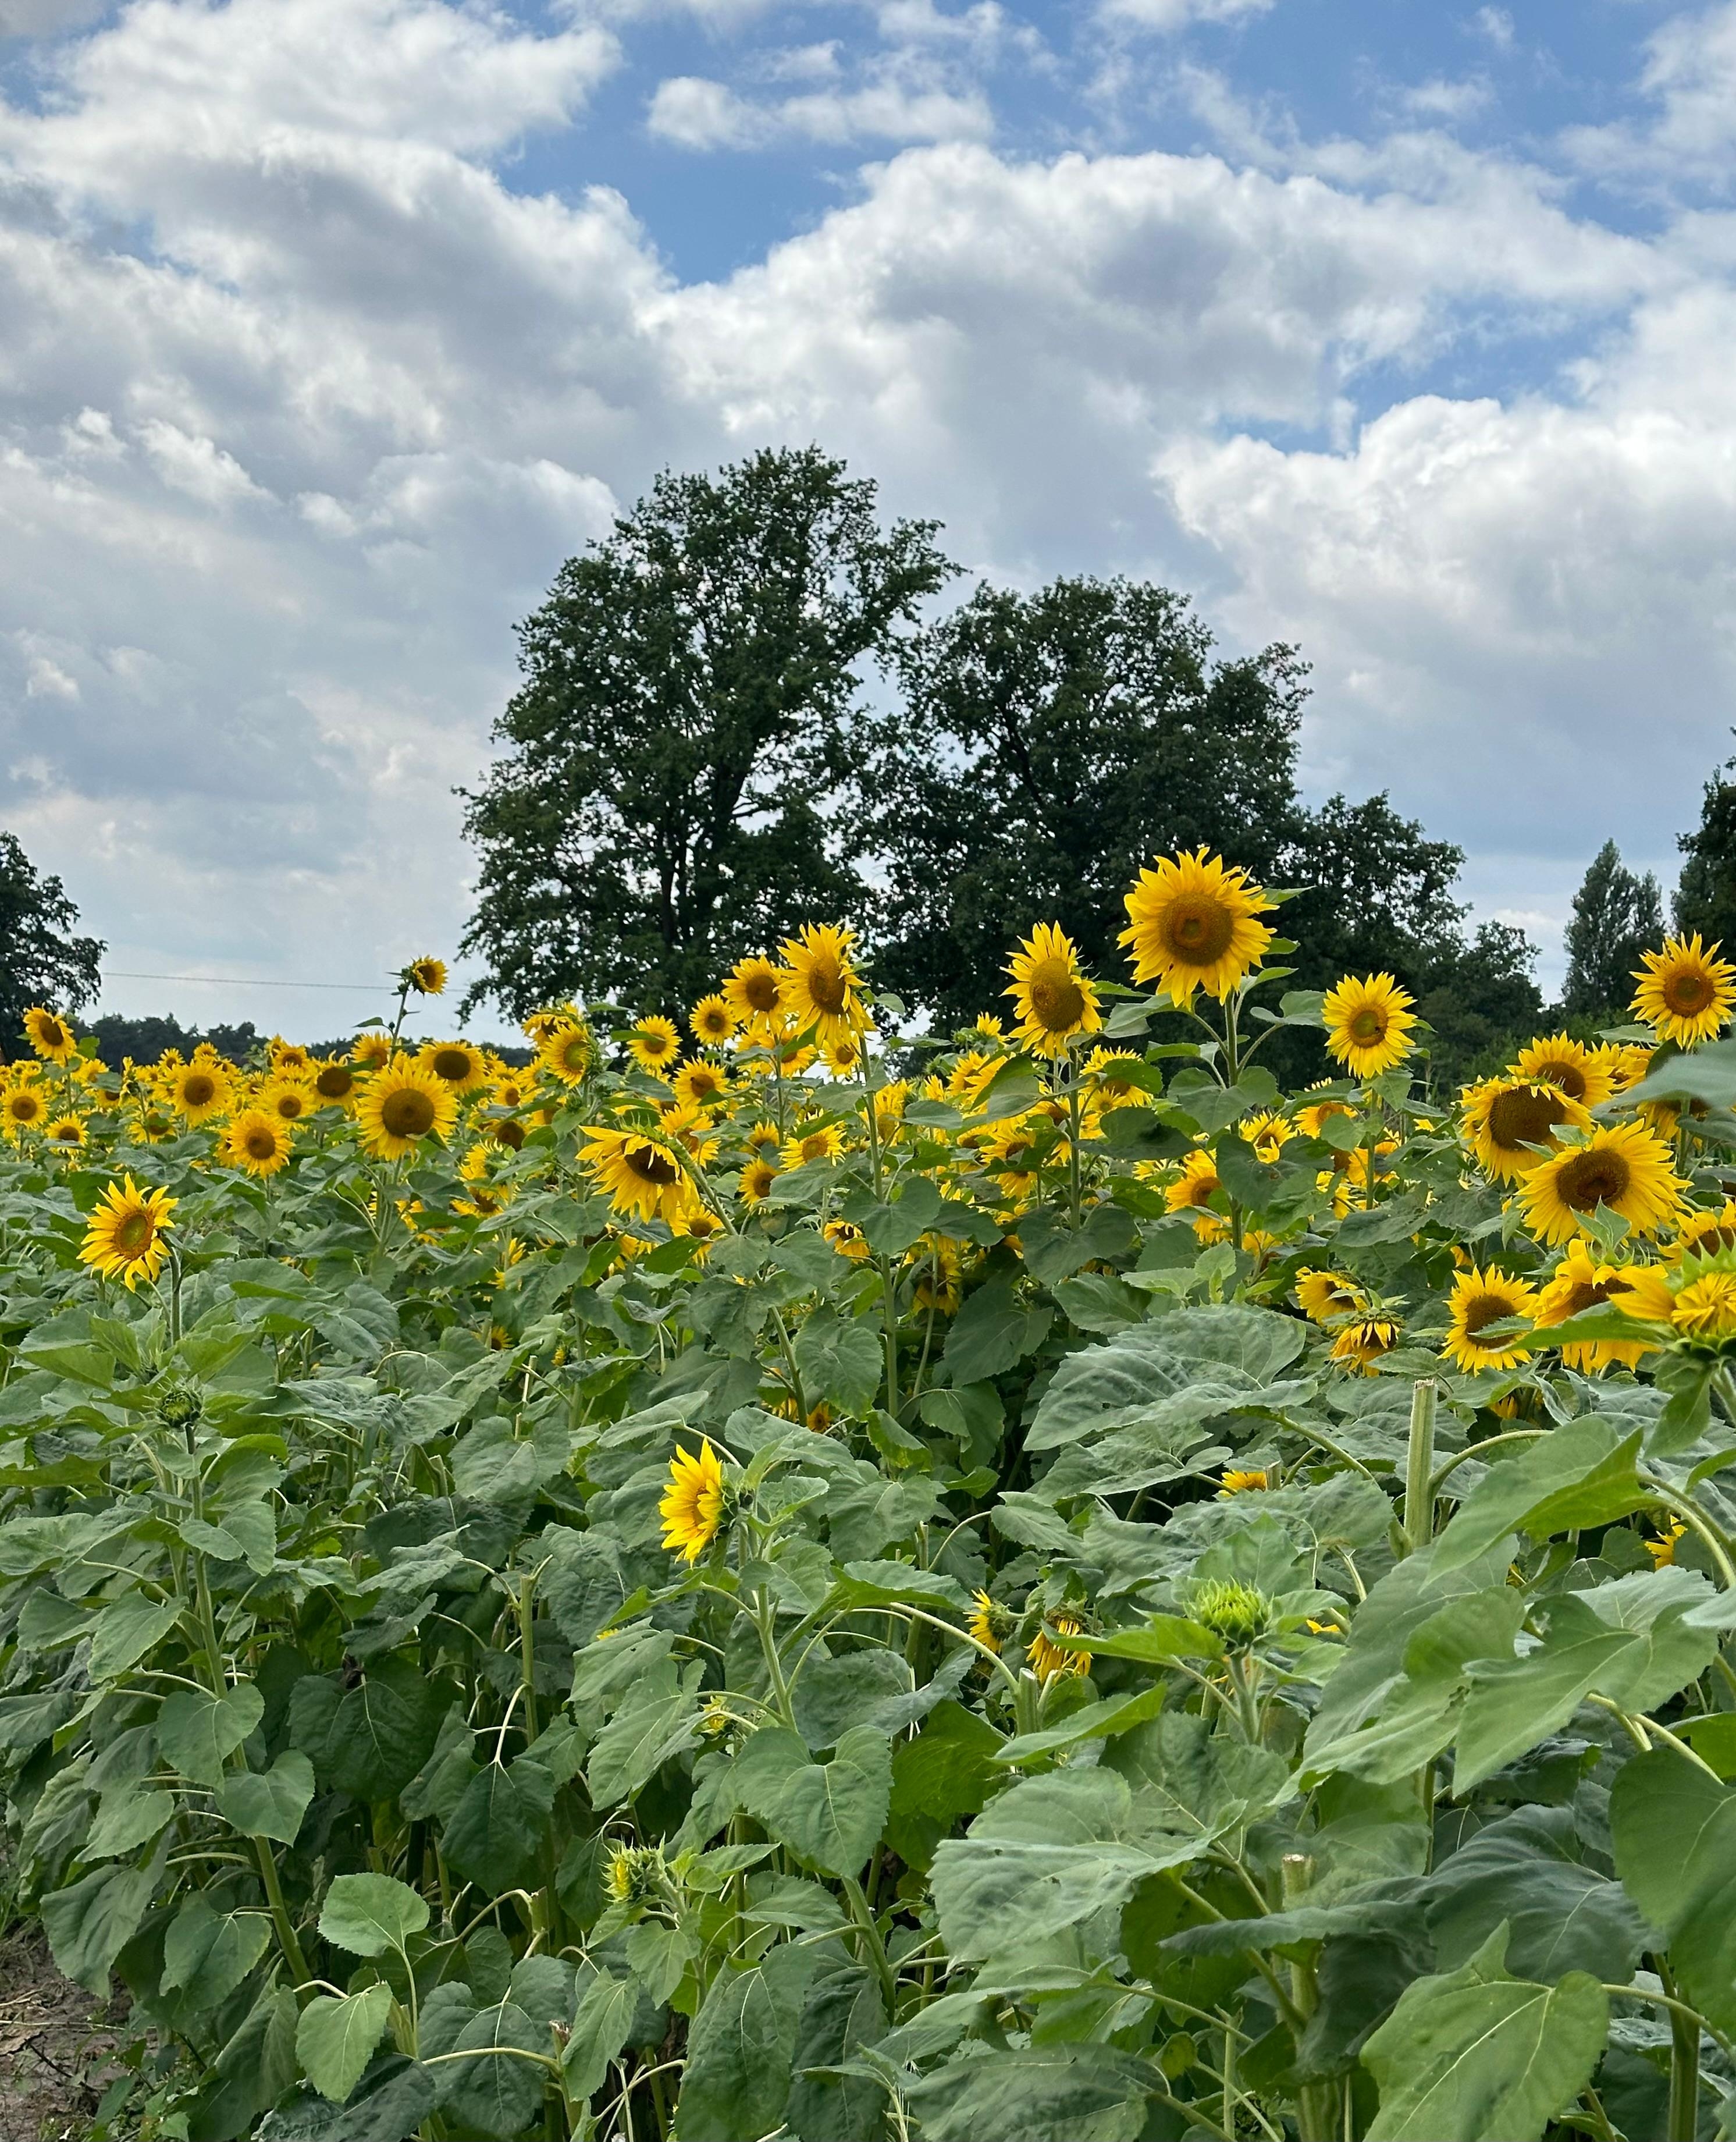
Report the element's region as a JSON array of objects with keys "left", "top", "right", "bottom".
[
  {"left": 536, "top": 1019, "right": 595, "bottom": 1088},
  {"left": 221, "top": 1108, "right": 293, "bottom": 1177},
  {"left": 1517, "top": 1121, "right": 1685, "bottom": 1247},
  {"left": 45, "top": 1114, "right": 86, "bottom": 1148},
  {"left": 777, "top": 923, "right": 868, "bottom": 1047},
  {"left": 1119, "top": 848, "right": 1275, "bottom": 1005},
  {"left": 169, "top": 1060, "right": 229, "bottom": 1122},
  {"left": 1322, "top": 973, "right": 1417, "bottom": 1080},
  {"left": 1027, "top": 1610, "right": 1091, "bottom": 1686},
  {"left": 22, "top": 1006, "right": 76, "bottom": 1064},
  {"left": 521, "top": 1003, "right": 581, "bottom": 1046},
  {"left": 1461, "top": 1077, "right": 1591, "bottom": 1184},
  {"left": 1295, "top": 1267, "right": 1364, "bottom": 1323},
  {"left": 626, "top": 1016, "right": 682, "bottom": 1075},
  {"left": 659, "top": 1440, "right": 727, "bottom": 1562},
  {"left": 1443, "top": 1264, "right": 1538, "bottom": 1373},
  {"left": 1532, "top": 1241, "right": 1651, "bottom": 1371},
  {"left": 579, "top": 1125, "right": 688, "bottom": 1221},
  {"left": 1675, "top": 1201, "right": 1736, "bottom": 1260},
  {"left": 1512, "top": 1034, "right": 1610, "bottom": 1109},
  {"left": 1632, "top": 935, "right": 1736, "bottom": 1046},
  {"left": 689, "top": 993, "right": 738, "bottom": 1047},
  {"left": 80, "top": 1175, "right": 176, "bottom": 1290},
  {"left": 354, "top": 1064, "right": 458, "bottom": 1160},
  {"left": 1329, "top": 1316, "right": 1401, "bottom": 1374},
  {"left": 968, "top": 1590, "right": 1016, "bottom": 1656},
  {"left": 673, "top": 1059, "right": 731, "bottom": 1113},
  {"left": 404, "top": 955, "right": 447, "bottom": 997},
  {"left": 418, "top": 1038, "right": 488, "bottom": 1095},
  {"left": 1002, "top": 922, "right": 1103, "bottom": 1058}
]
